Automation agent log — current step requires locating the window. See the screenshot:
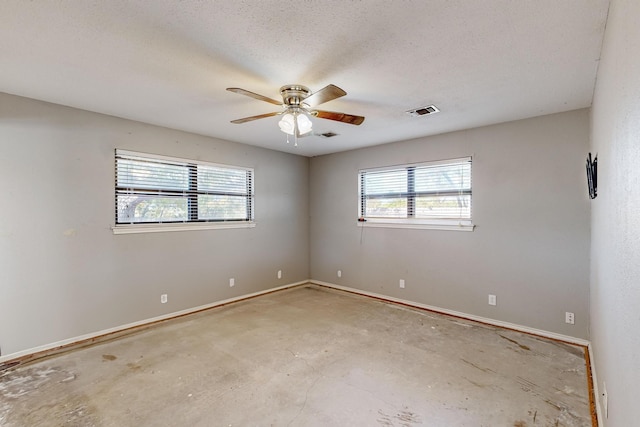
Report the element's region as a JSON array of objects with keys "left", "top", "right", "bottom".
[
  {"left": 114, "top": 150, "right": 254, "bottom": 234},
  {"left": 358, "top": 157, "right": 473, "bottom": 231}
]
